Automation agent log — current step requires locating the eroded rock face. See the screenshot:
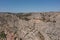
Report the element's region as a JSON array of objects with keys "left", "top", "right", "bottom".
[
  {"left": 0, "top": 12, "right": 60, "bottom": 40},
  {"left": 0, "top": 14, "right": 20, "bottom": 40}
]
